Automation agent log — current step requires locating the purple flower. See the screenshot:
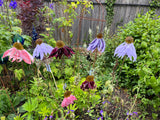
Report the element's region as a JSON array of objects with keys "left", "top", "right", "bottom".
[
  {"left": 114, "top": 36, "right": 137, "bottom": 62},
  {"left": 0, "top": 0, "right": 3, "bottom": 6},
  {"left": 127, "top": 112, "right": 133, "bottom": 116},
  {"left": 102, "top": 100, "right": 111, "bottom": 105},
  {"left": 33, "top": 39, "right": 53, "bottom": 60},
  {"left": 127, "top": 111, "right": 138, "bottom": 117},
  {"left": 49, "top": 115, "right": 53, "bottom": 119},
  {"left": 87, "top": 33, "right": 106, "bottom": 53},
  {"left": 9, "top": 0, "right": 17, "bottom": 9},
  {"left": 44, "top": 116, "right": 47, "bottom": 120},
  {"left": 49, "top": 3, "right": 54, "bottom": 9},
  {"left": 67, "top": 110, "right": 74, "bottom": 114},
  {"left": 97, "top": 117, "right": 103, "bottom": 120},
  {"left": 133, "top": 112, "right": 138, "bottom": 116},
  {"left": 100, "top": 110, "right": 103, "bottom": 116}
]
